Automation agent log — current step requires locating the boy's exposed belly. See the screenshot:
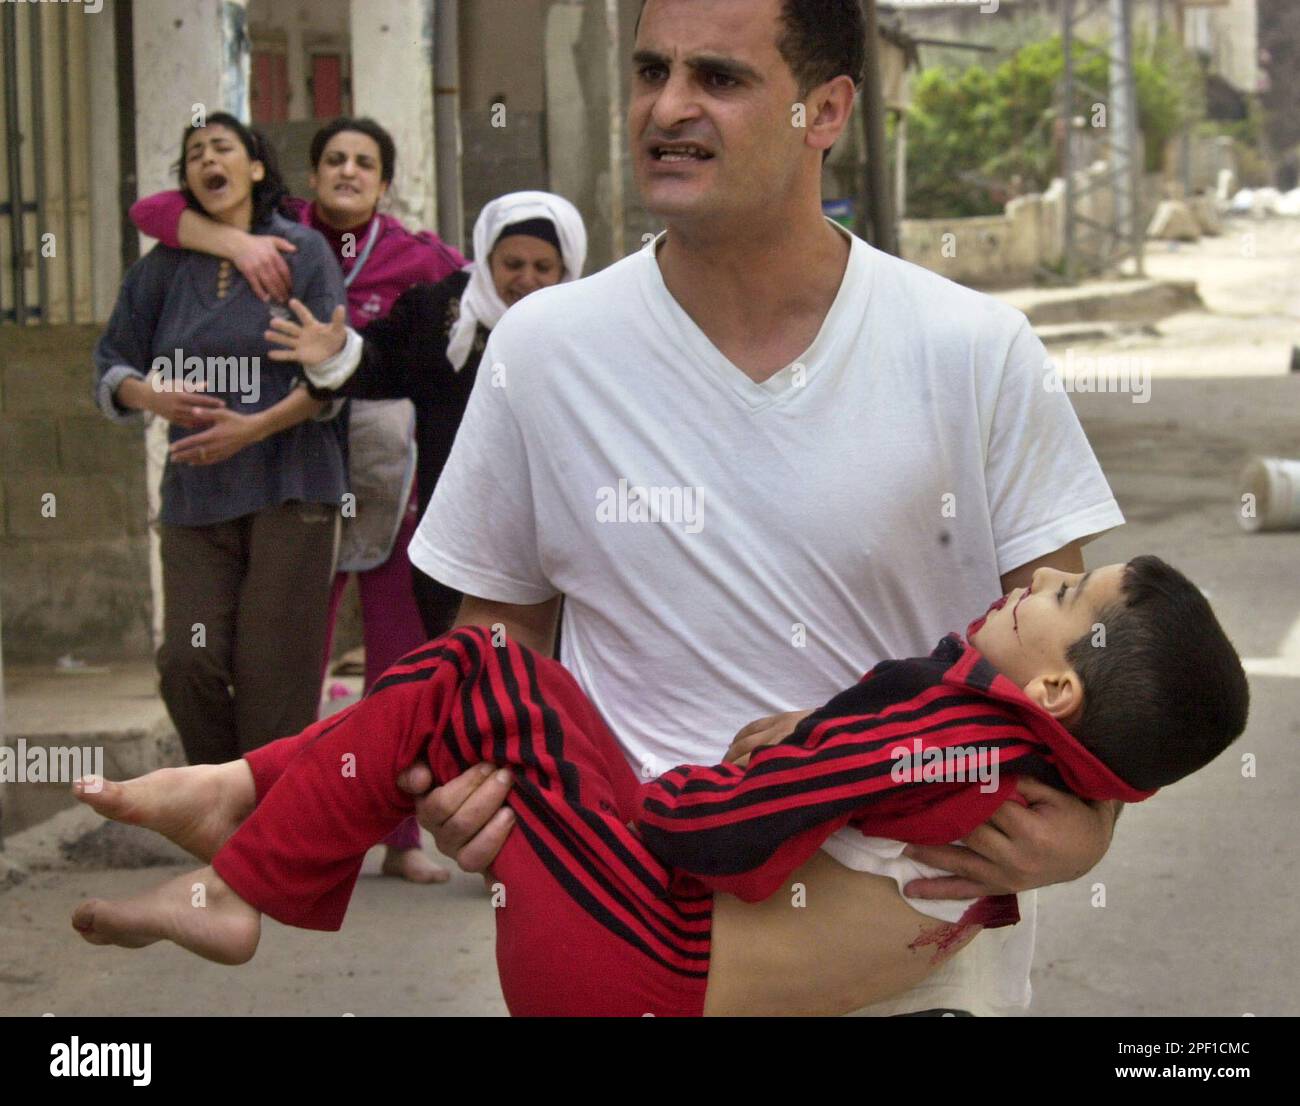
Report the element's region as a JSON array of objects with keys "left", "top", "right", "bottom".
[{"left": 703, "top": 850, "right": 982, "bottom": 1017}]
